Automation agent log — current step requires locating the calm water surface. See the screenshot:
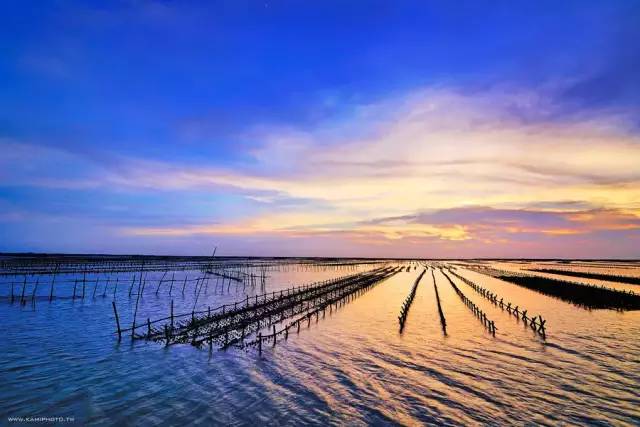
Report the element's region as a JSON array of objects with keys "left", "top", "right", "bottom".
[{"left": 1, "top": 261, "right": 639, "bottom": 425}]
